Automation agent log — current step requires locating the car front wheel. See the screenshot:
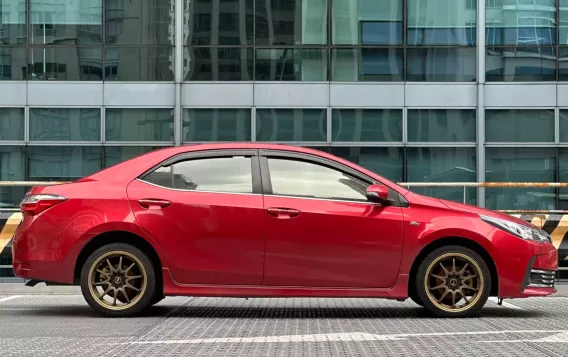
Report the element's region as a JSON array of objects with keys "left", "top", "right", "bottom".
[
  {"left": 415, "top": 245, "right": 491, "bottom": 318},
  {"left": 80, "top": 243, "right": 156, "bottom": 317}
]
